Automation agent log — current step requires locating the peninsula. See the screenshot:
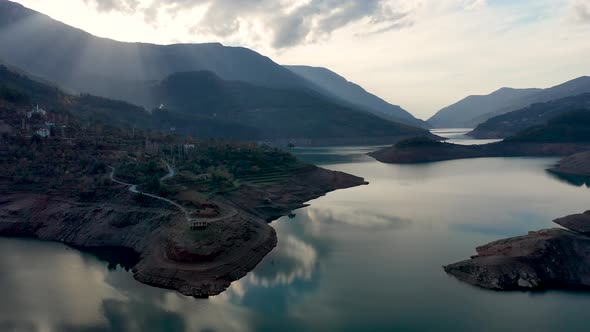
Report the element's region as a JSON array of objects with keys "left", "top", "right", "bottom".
[
  {"left": 0, "top": 67, "right": 367, "bottom": 298},
  {"left": 369, "top": 108, "right": 590, "bottom": 164}
]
